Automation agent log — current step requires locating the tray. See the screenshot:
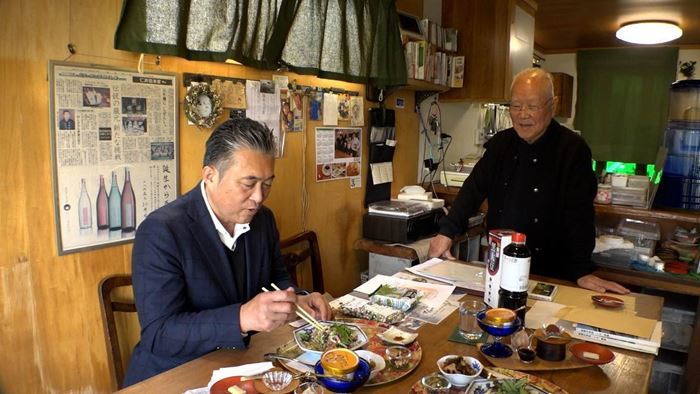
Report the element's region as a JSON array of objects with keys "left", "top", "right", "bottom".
[
  {"left": 277, "top": 318, "right": 422, "bottom": 387},
  {"left": 476, "top": 341, "right": 591, "bottom": 371},
  {"left": 210, "top": 375, "right": 299, "bottom": 394},
  {"left": 408, "top": 367, "right": 568, "bottom": 394}
]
